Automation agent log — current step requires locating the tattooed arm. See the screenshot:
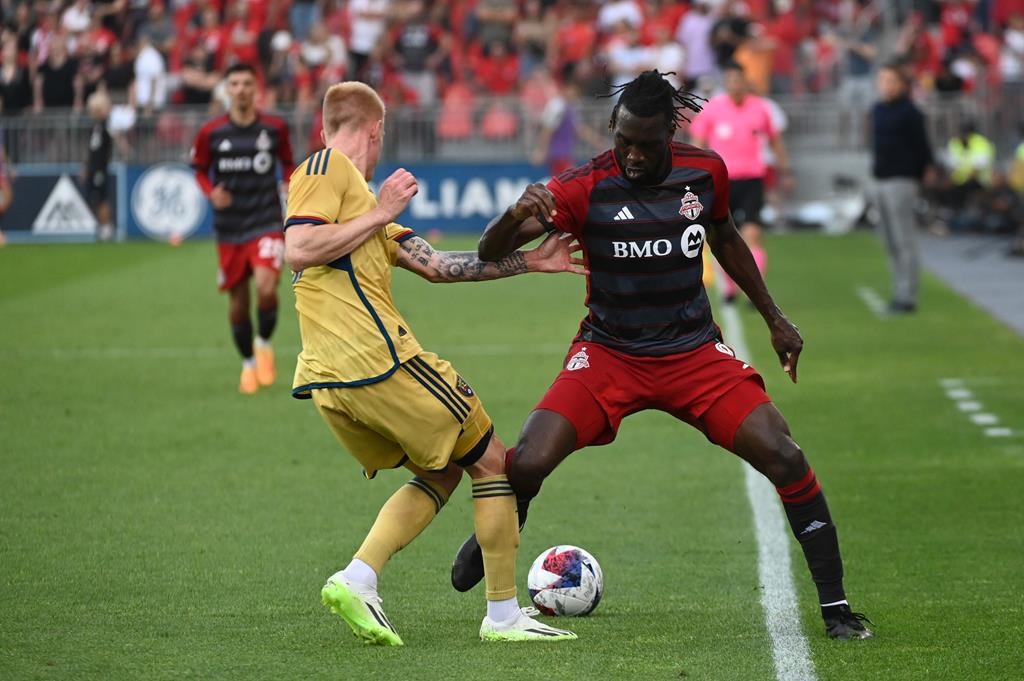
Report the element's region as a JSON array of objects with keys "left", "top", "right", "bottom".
[{"left": 395, "top": 232, "right": 587, "bottom": 283}]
